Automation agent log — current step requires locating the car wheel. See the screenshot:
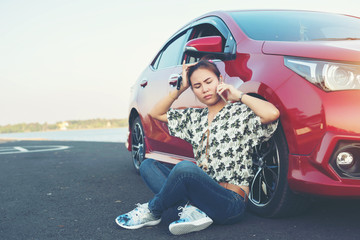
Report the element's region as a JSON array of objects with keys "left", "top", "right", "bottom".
[
  {"left": 131, "top": 117, "right": 146, "bottom": 173},
  {"left": 248, "top": 126, "right": 309, "bottom": 217}
]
